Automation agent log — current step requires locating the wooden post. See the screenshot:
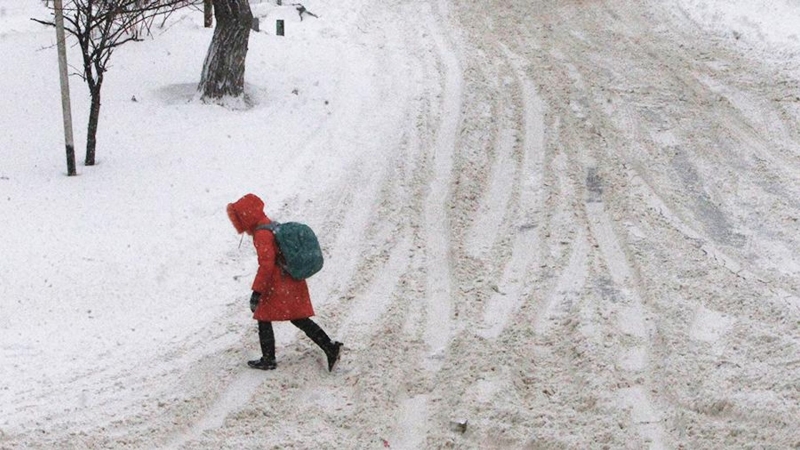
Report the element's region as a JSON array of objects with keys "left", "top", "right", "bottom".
[
  {"left": 276, "top": 19, "right": 284, "bottom": 36},
  {"left": 53, "top": 0, "right": 76, "bottom": 176},
  {"left": 204, "top": 0, "right": 213, "bottom": 27}
]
